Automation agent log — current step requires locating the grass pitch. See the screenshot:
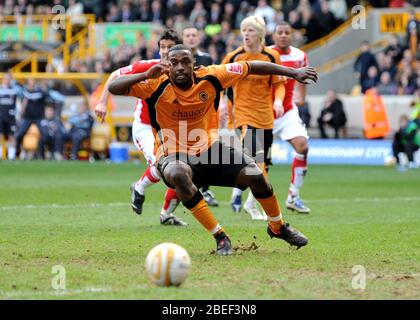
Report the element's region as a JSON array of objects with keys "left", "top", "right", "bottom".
[{"left": 0, "top": 161, "right": 419, "bottom": 300}]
